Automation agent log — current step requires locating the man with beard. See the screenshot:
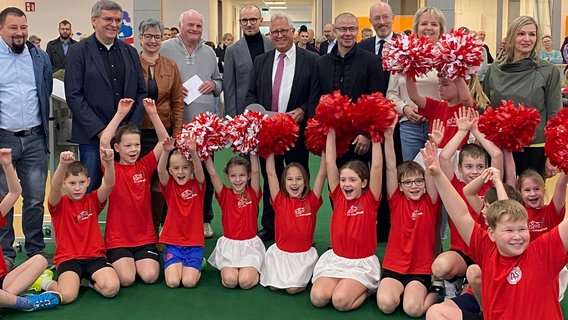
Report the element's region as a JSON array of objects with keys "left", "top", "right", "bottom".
[
  {"left": 46, "top": 20, "right": 77, "bottom": 73},
  {"left": 0, "top": 7, "right": 53, "bottom": 270}
]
